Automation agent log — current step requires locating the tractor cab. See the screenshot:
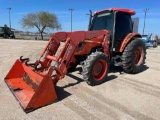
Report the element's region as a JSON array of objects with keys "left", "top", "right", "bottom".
[{"left": 89, "top": 8, "right": 135, "bottom": 52}]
